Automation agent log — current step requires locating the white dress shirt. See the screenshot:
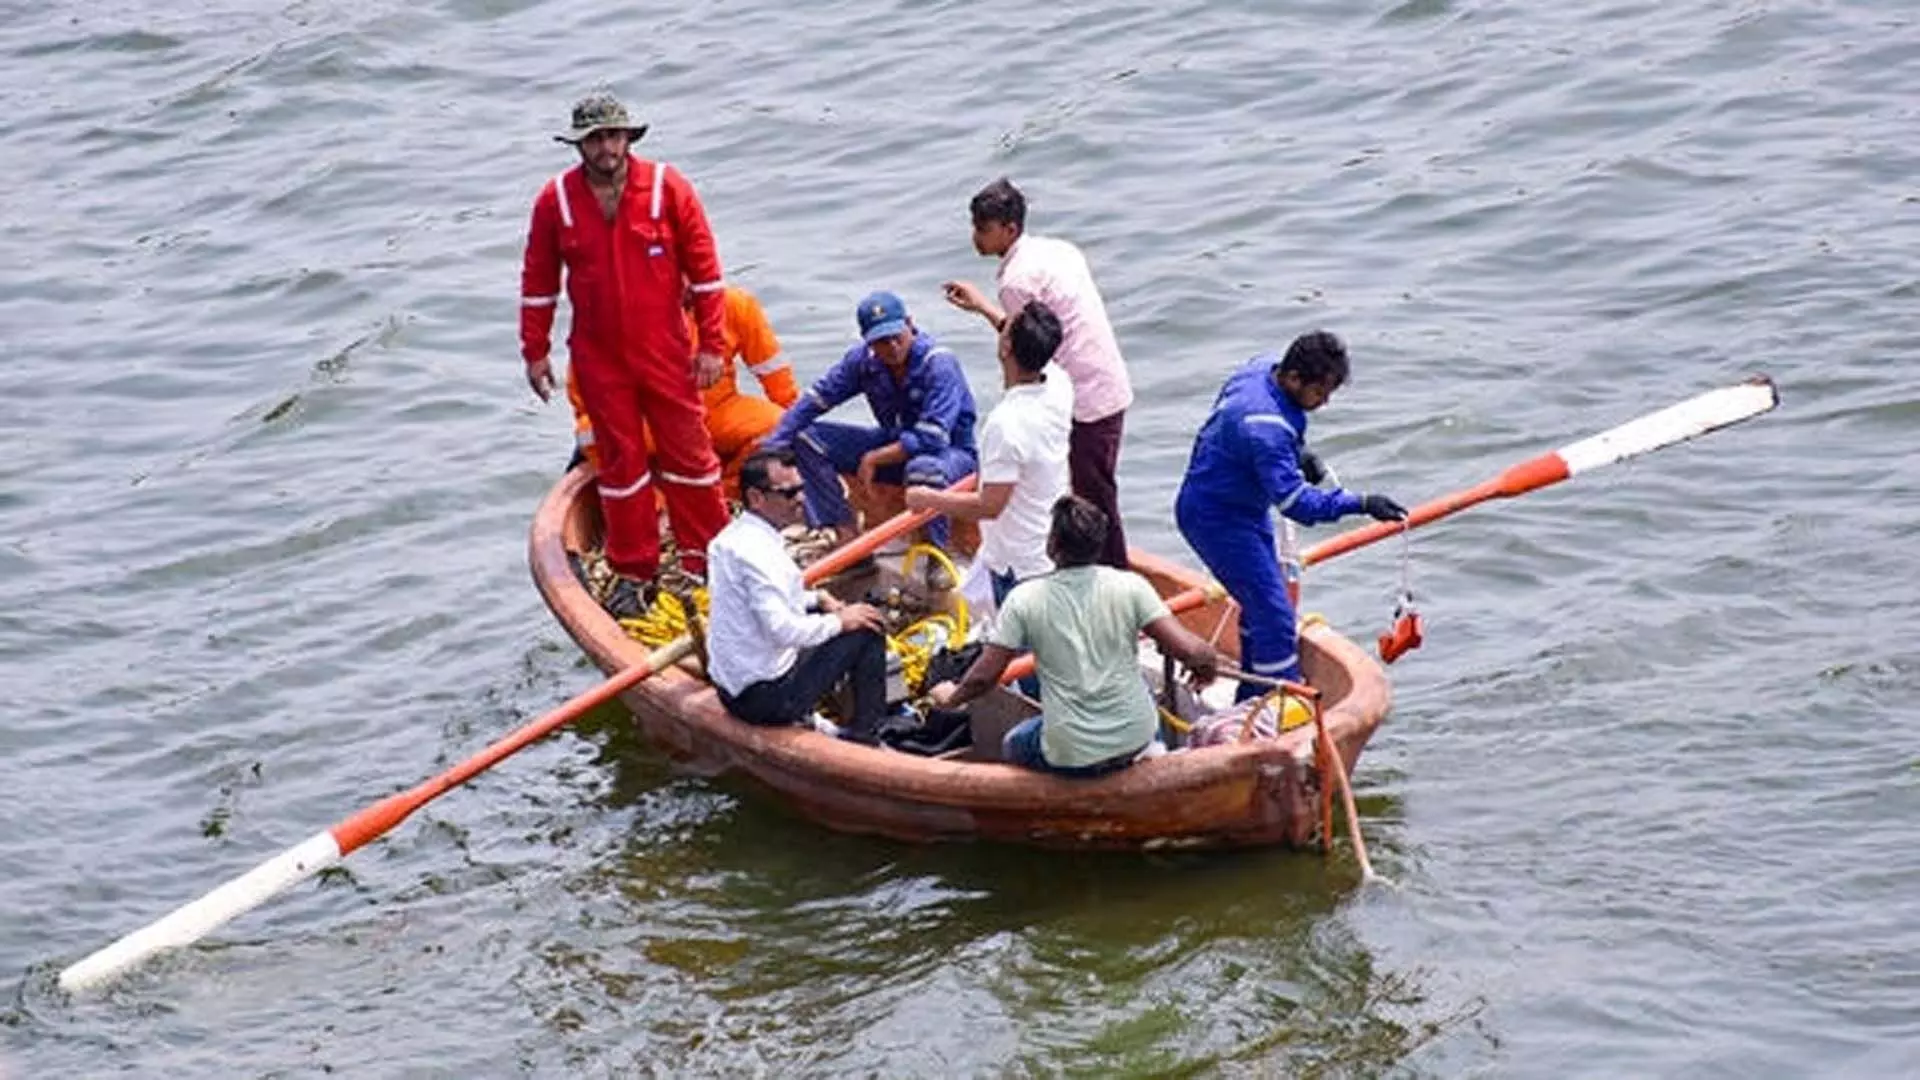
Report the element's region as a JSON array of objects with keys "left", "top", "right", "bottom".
[{"left": 705, "top": 511, "right": 841, "bottom": 697}]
